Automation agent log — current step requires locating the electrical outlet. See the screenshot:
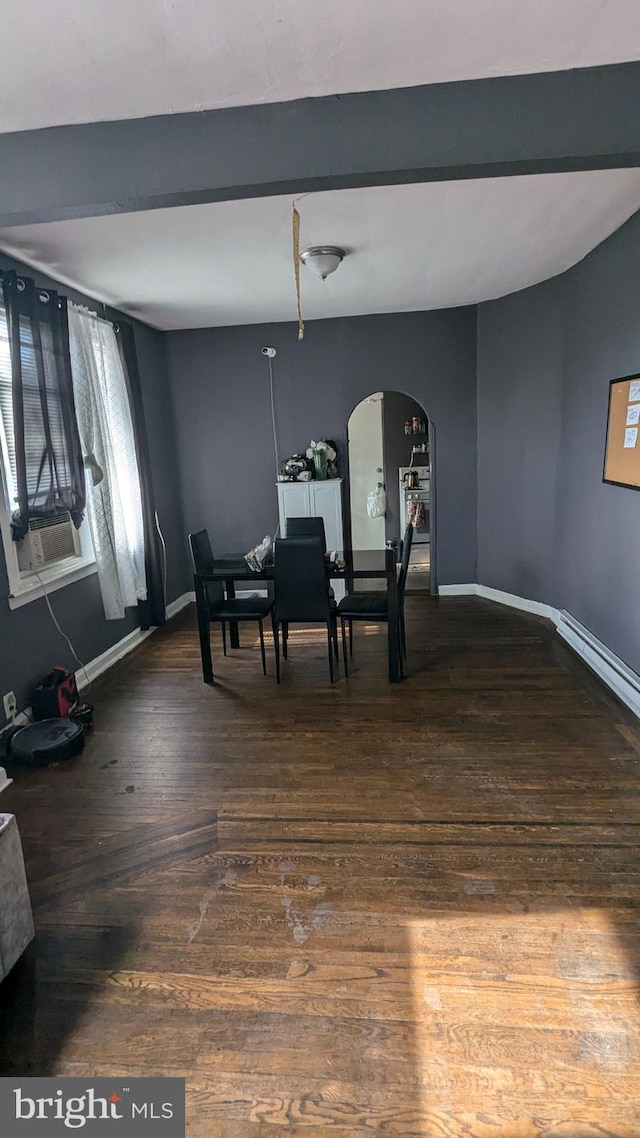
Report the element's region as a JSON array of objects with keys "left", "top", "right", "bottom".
[{"left": 3, "top": 691, "right": 17, "bottom": 720}]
